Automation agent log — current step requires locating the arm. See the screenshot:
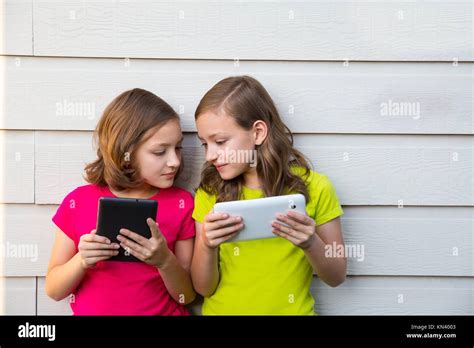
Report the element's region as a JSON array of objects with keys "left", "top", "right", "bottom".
[
  {"left": 302, "top": 218, "right": 347, "bottom": 287},
  {"left": 158, "top": 238, "right": 196, "bottom": 305},
  {"left": 117, "top": 218, "right": 196, "bottom": 305},
  {"left": 45, "top": 230, "right": 85, "bottom": 301},
  {"left": 45, "top": 228, "right": 119, "bottom": 301},
  {"left": 272, "top": 213, "right": 346, "bottom": 287},
  {"left": 190, "top": 222, "right": 220, "bottom": 297},
  {"left": 190, "top": 213, "right": 244, "bottom": 297}
]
